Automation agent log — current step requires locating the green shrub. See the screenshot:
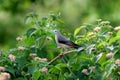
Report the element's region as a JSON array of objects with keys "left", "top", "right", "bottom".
[{"left": 0, "top": 13, "right": 120, "bottom": 80}]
